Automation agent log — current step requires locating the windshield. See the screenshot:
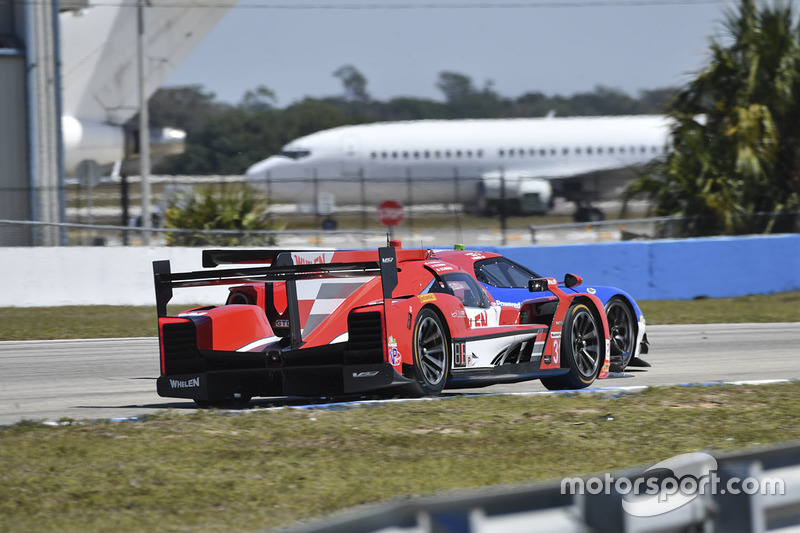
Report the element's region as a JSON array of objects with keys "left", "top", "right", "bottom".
[
  {"left": 474, "top": 257, "right": 539, "bottom": 289},
  {"left": 279, "top": 148, "right": 311, "bottom": 160}
]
